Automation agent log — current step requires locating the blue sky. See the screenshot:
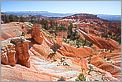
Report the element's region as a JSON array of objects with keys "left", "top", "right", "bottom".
[{"left": 1, "top": 1, "right": 121, "bottom": 15}]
